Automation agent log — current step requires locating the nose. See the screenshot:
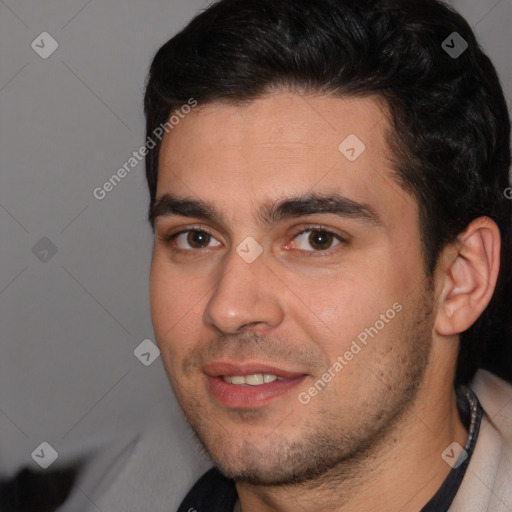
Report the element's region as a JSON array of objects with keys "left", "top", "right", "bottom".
[{"left": 202, "top": 248, "right": 285, "bottom": 334}]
